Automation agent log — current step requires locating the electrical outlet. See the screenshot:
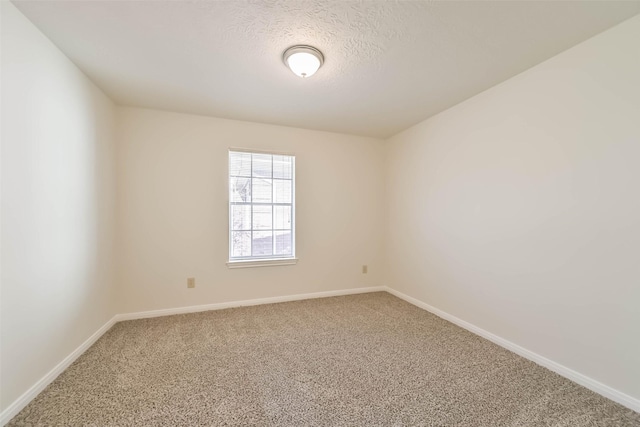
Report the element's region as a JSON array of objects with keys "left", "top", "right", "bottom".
[
  {"left": 362, "top": 265, "right": 368, "bottom": 274},
  {"left": 187, "top": 277, "right": 195, "bottom": 288}
]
